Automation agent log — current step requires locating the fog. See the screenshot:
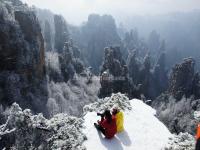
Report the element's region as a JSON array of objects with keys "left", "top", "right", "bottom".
[
  {"left": 20, "top": 0, "right": 200, "bottom": 70},
  {"left": 21, "top": 0, "right": 200, "bottom": 25}
]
